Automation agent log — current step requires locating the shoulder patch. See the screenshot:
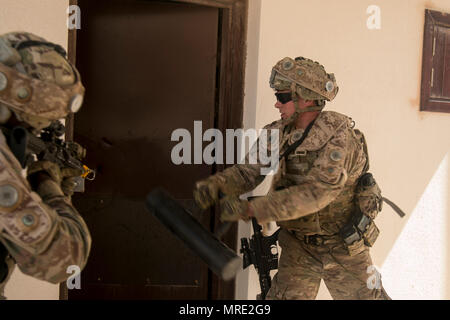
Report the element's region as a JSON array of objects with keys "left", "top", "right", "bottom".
[
  {"left": 0, "top": 136, "right": 53, "bottom": 247},
  {"left": 0, "top": 183, "right": 21, "bottom": 210}
]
